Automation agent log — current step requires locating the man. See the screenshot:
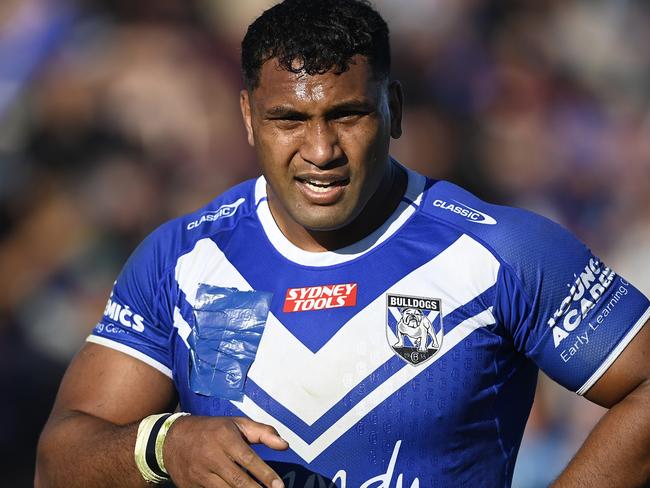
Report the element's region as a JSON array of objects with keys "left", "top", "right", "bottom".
[{"left": 36, "top": 0, "right": 650, "bottom": 486}]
